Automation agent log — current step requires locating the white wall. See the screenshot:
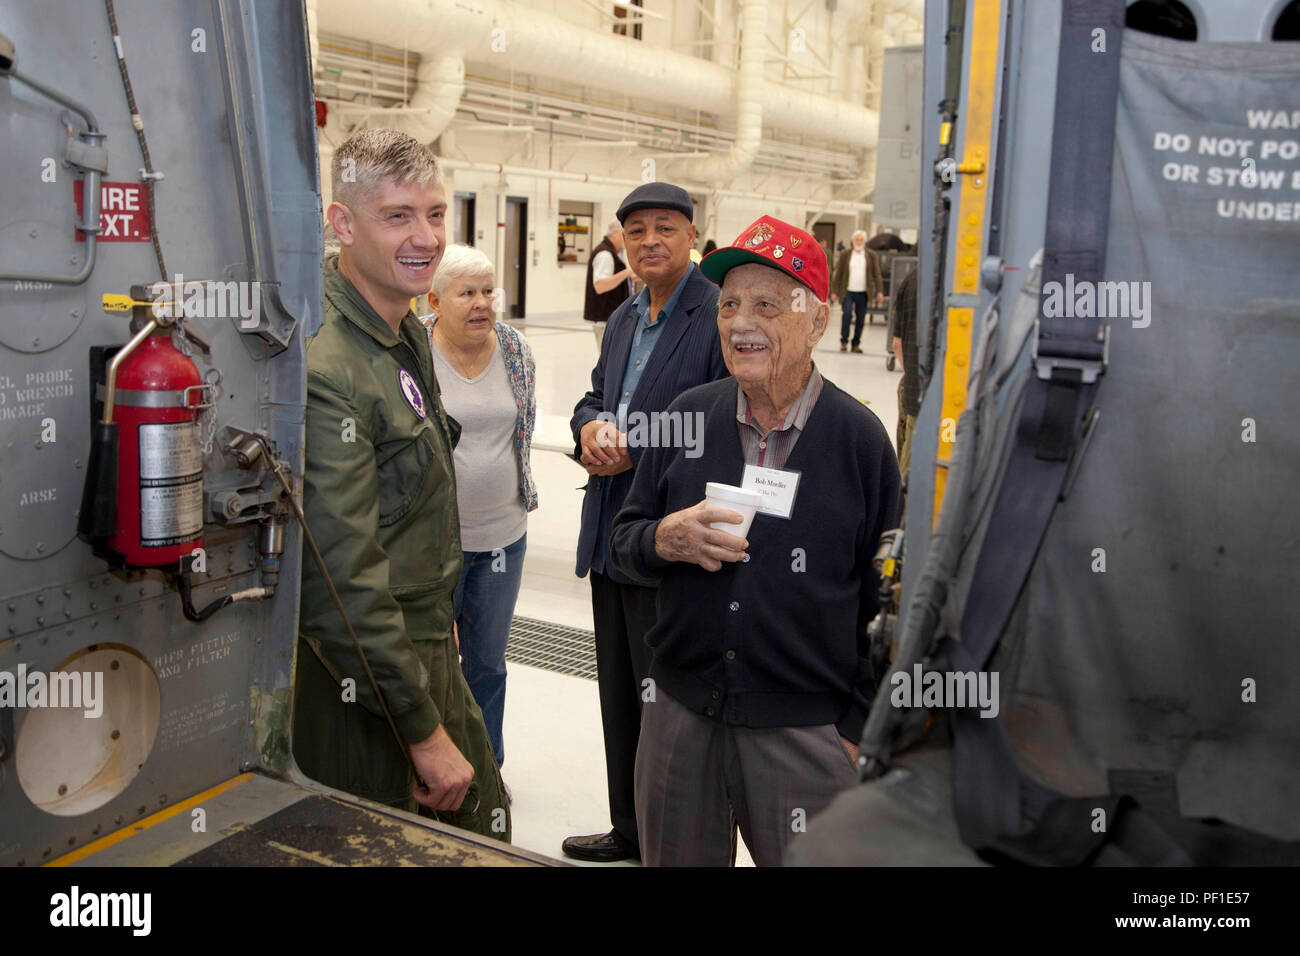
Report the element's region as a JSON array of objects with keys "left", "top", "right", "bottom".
[{"left": 443, "top": 166, "right": 637, "bottom": 320}]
